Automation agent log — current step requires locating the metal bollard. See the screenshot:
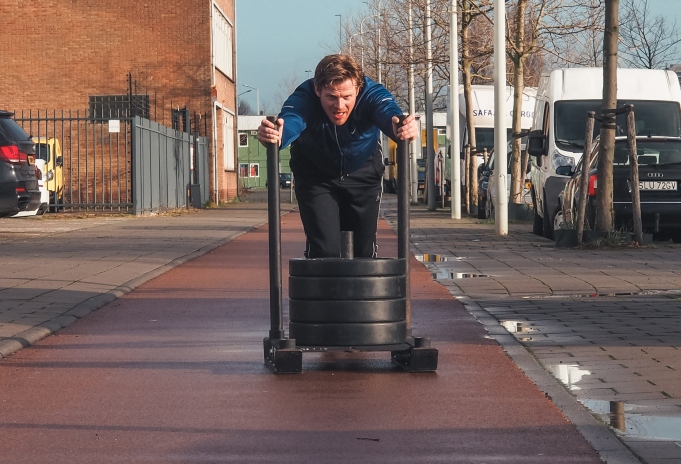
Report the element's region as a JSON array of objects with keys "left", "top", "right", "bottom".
[{"left": 263, "top": 116, "right": 302, "bottom": 374}]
